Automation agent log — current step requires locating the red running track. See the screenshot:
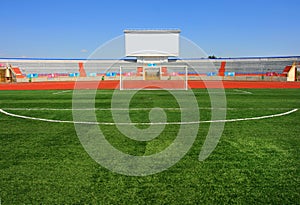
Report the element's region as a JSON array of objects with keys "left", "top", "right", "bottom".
[{"left": 1, "top": 80, "right": 300, "bottom": 90}]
